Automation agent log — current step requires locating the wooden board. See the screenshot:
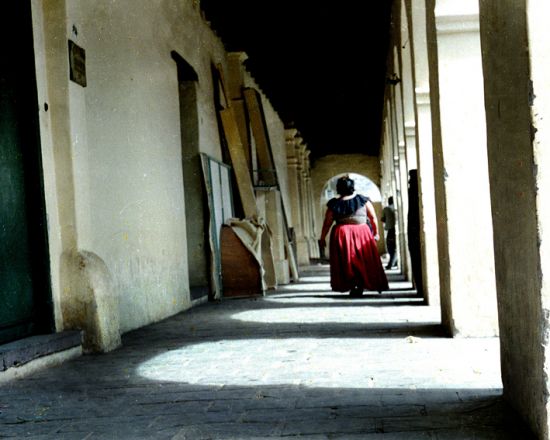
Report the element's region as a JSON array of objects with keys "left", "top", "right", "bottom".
[
  {"left": 244, "top": 87, "right": 299, "bottom": 282},
  {"left": 243, "top": 88, "right": 277, "bottom": 186},
  {"left": 219, "top": 107, "right": 258, "bottom": 218},
  {"left": 220, "top": 225, "right": 263, "bottom": 297}
]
